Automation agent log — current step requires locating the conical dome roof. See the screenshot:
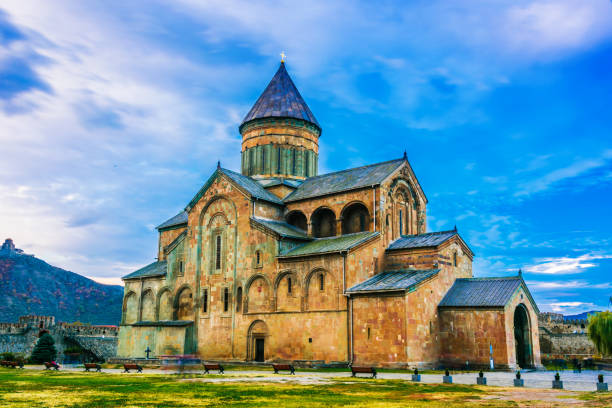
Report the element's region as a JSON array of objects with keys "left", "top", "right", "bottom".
[{"left": 240, "top": 62, "right": 320, "bottom": 131}]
